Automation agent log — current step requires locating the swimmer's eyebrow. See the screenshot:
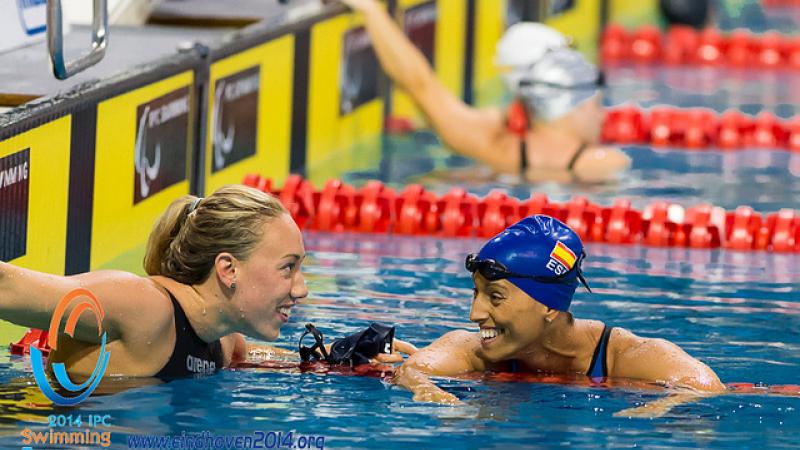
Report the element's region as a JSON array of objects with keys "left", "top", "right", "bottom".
[
  {"left": 281, "top": 253, "right": 306, "bottom": 261},
  {"left": 485, "top": 280, "right": 508, "bottom": 290}
]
